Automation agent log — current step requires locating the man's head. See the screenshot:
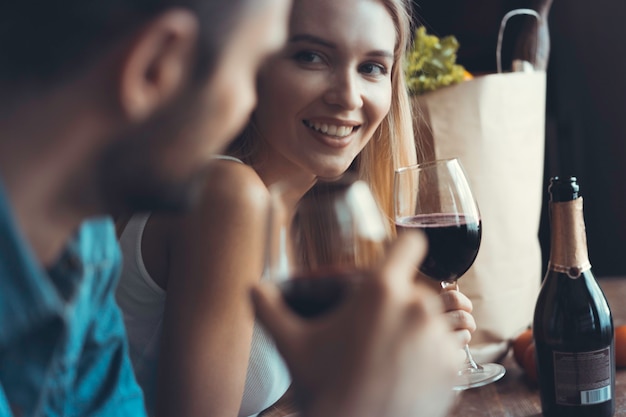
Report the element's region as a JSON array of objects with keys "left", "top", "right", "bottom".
[{"left": 0, "top": 0, "right": 289, "bottom": 212}]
